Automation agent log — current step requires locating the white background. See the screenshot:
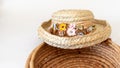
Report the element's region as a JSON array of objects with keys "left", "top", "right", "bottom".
[{"left": 0, "top": 0, "right": 120, "bottom": 68}]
